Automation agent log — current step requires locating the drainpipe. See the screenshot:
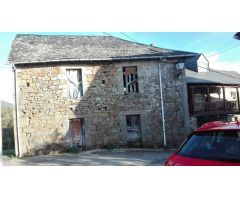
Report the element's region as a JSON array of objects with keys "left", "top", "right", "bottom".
[
  {"left": 12, "top": 65, "right": 21, "bottom": 157},
  {"left": 158, "top": 60, "right": 167, "bottom": 148}
]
